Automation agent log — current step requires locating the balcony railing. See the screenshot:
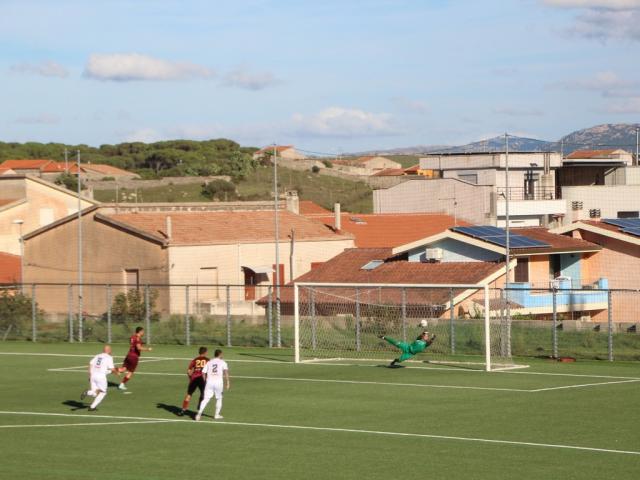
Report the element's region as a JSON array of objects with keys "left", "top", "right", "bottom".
[{"left": 496, "top": 186, "right": 556, "bottom": 201}]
